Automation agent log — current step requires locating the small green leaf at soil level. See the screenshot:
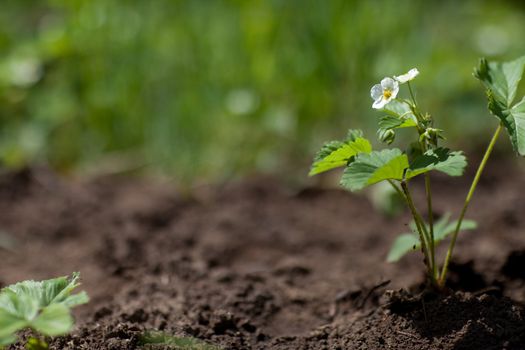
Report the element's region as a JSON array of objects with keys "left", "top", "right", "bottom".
[
  {"left": 0, "top": 272, "right": 89, "bottom": 348},
  {"left": 139, "top": 331, "right": 222, "bottom": 350},
  {"left": 387, "top": 214, "right": 477, "bottom": 262}
]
